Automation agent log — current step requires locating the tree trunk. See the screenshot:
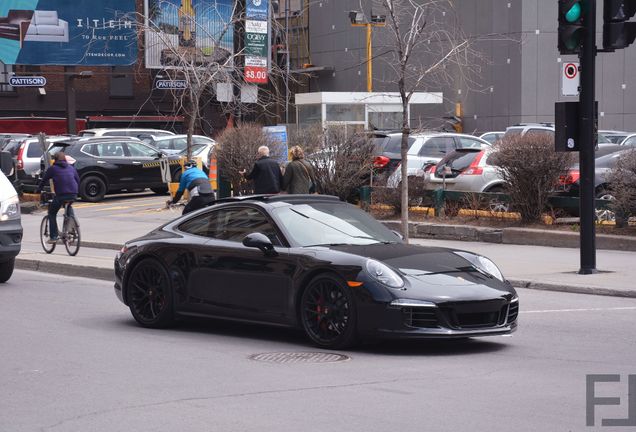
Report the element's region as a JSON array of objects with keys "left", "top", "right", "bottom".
[
  {"left": 186, "top": 98, "right": 197, "bottom": 161},
  {"left": 400, "top": 102, "right": 410, "bottom": 243}
]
